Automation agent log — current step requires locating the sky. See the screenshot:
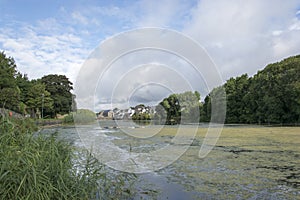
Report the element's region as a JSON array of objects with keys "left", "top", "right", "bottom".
[{"left": 1, "top": 0, "right": 300, "bottom": 110}]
